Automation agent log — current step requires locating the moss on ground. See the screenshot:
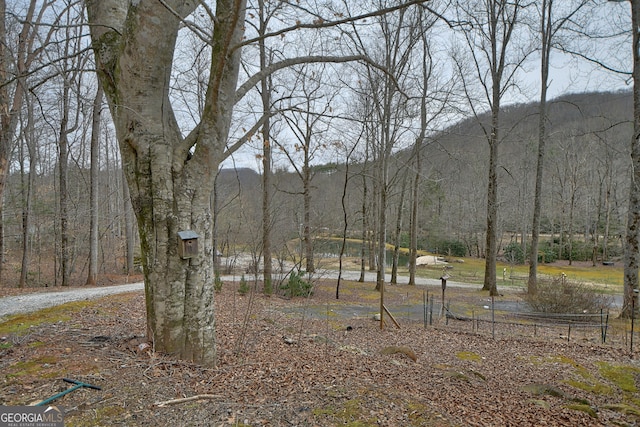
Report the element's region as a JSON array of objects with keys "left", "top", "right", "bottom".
[{"left": 0, "top": 300, "right": 96, "bottom": 336}]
